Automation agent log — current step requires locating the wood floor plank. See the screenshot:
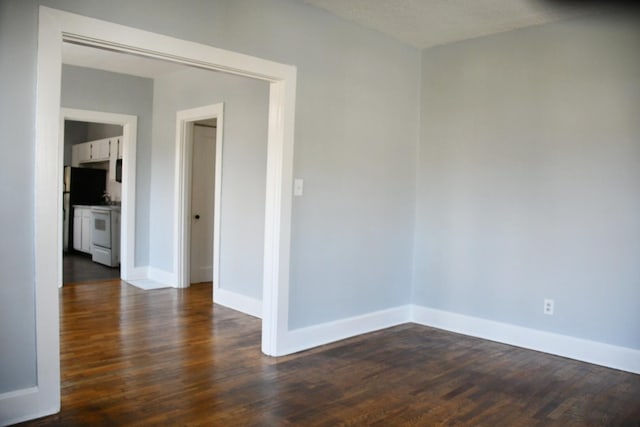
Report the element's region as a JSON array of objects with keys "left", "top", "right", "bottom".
[{"left": 16, "top": 280, "right": 640, "bottom": 426}]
